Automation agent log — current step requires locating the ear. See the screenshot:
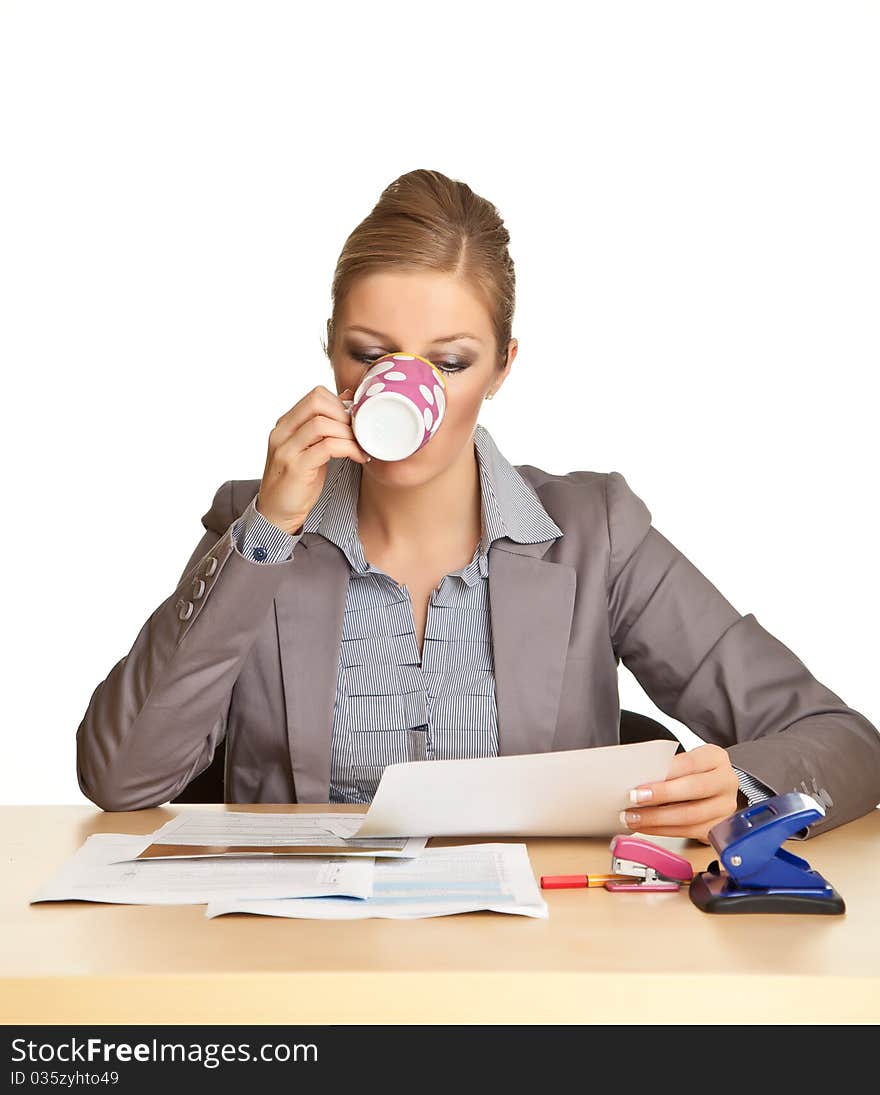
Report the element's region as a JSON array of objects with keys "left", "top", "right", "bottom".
[{"left": 501, "top": 338, "right": 517, "bottom": 374}]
